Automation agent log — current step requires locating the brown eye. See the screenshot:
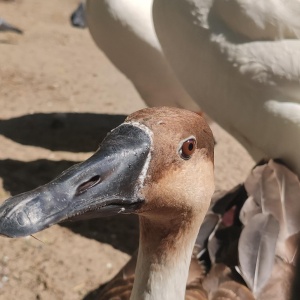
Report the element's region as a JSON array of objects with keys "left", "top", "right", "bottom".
[{"left": 180, "top": 139, "right": 196, "bottom": 160}]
